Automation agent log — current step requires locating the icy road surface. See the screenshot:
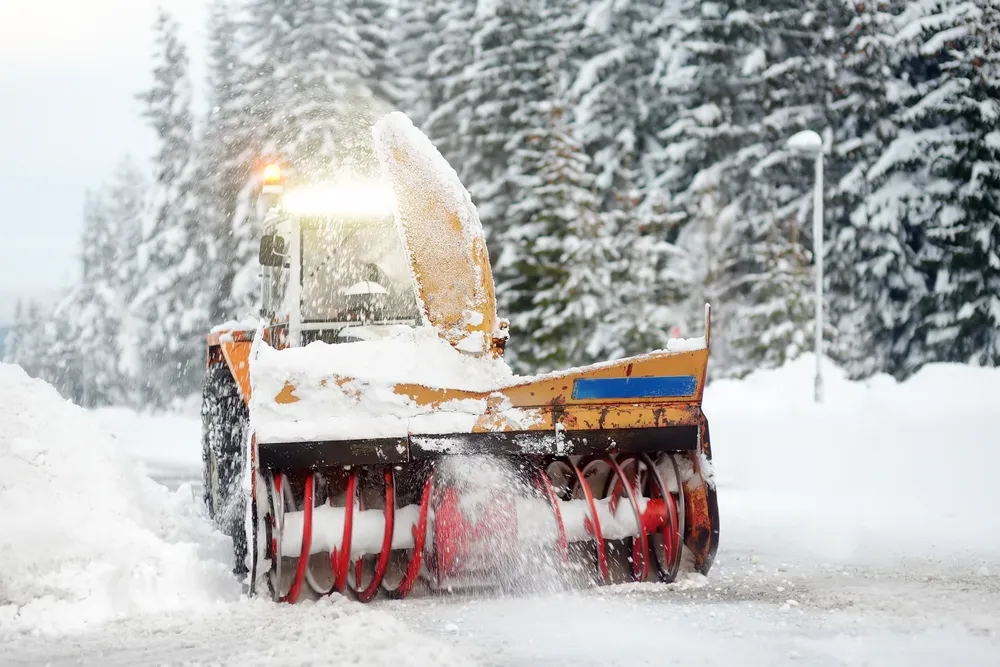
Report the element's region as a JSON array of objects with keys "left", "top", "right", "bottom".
[
  {"left": 4, "top": 357, "right": 1000, "bottom": 665},
  {"left": 6, "top": 553, "right": 999, "bottom": 666}
]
